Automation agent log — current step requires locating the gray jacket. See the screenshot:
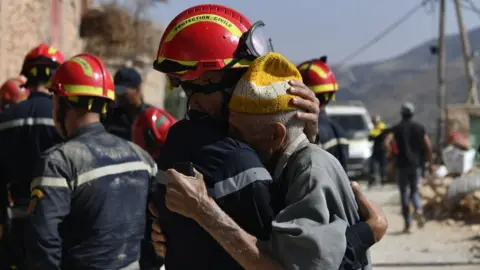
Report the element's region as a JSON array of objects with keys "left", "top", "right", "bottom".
[{"left": 268, "top": 134, "right": 372, "bottom": 270}]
